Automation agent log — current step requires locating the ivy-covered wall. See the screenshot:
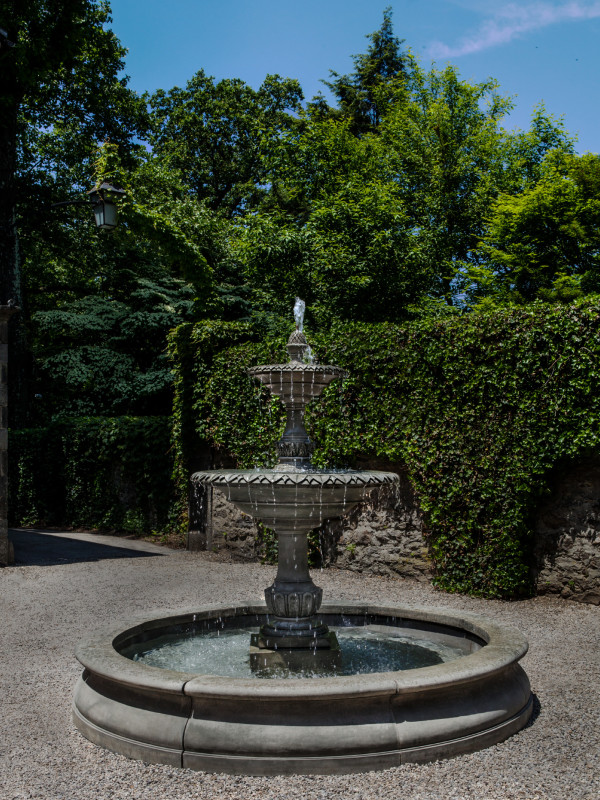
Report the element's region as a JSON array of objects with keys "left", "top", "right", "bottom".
[
  {"left": 9, "top": 416, "right": 177, "bottom": 533},
  {"left": 169, "top": 299, "right": 600, "bottom": 599}
]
